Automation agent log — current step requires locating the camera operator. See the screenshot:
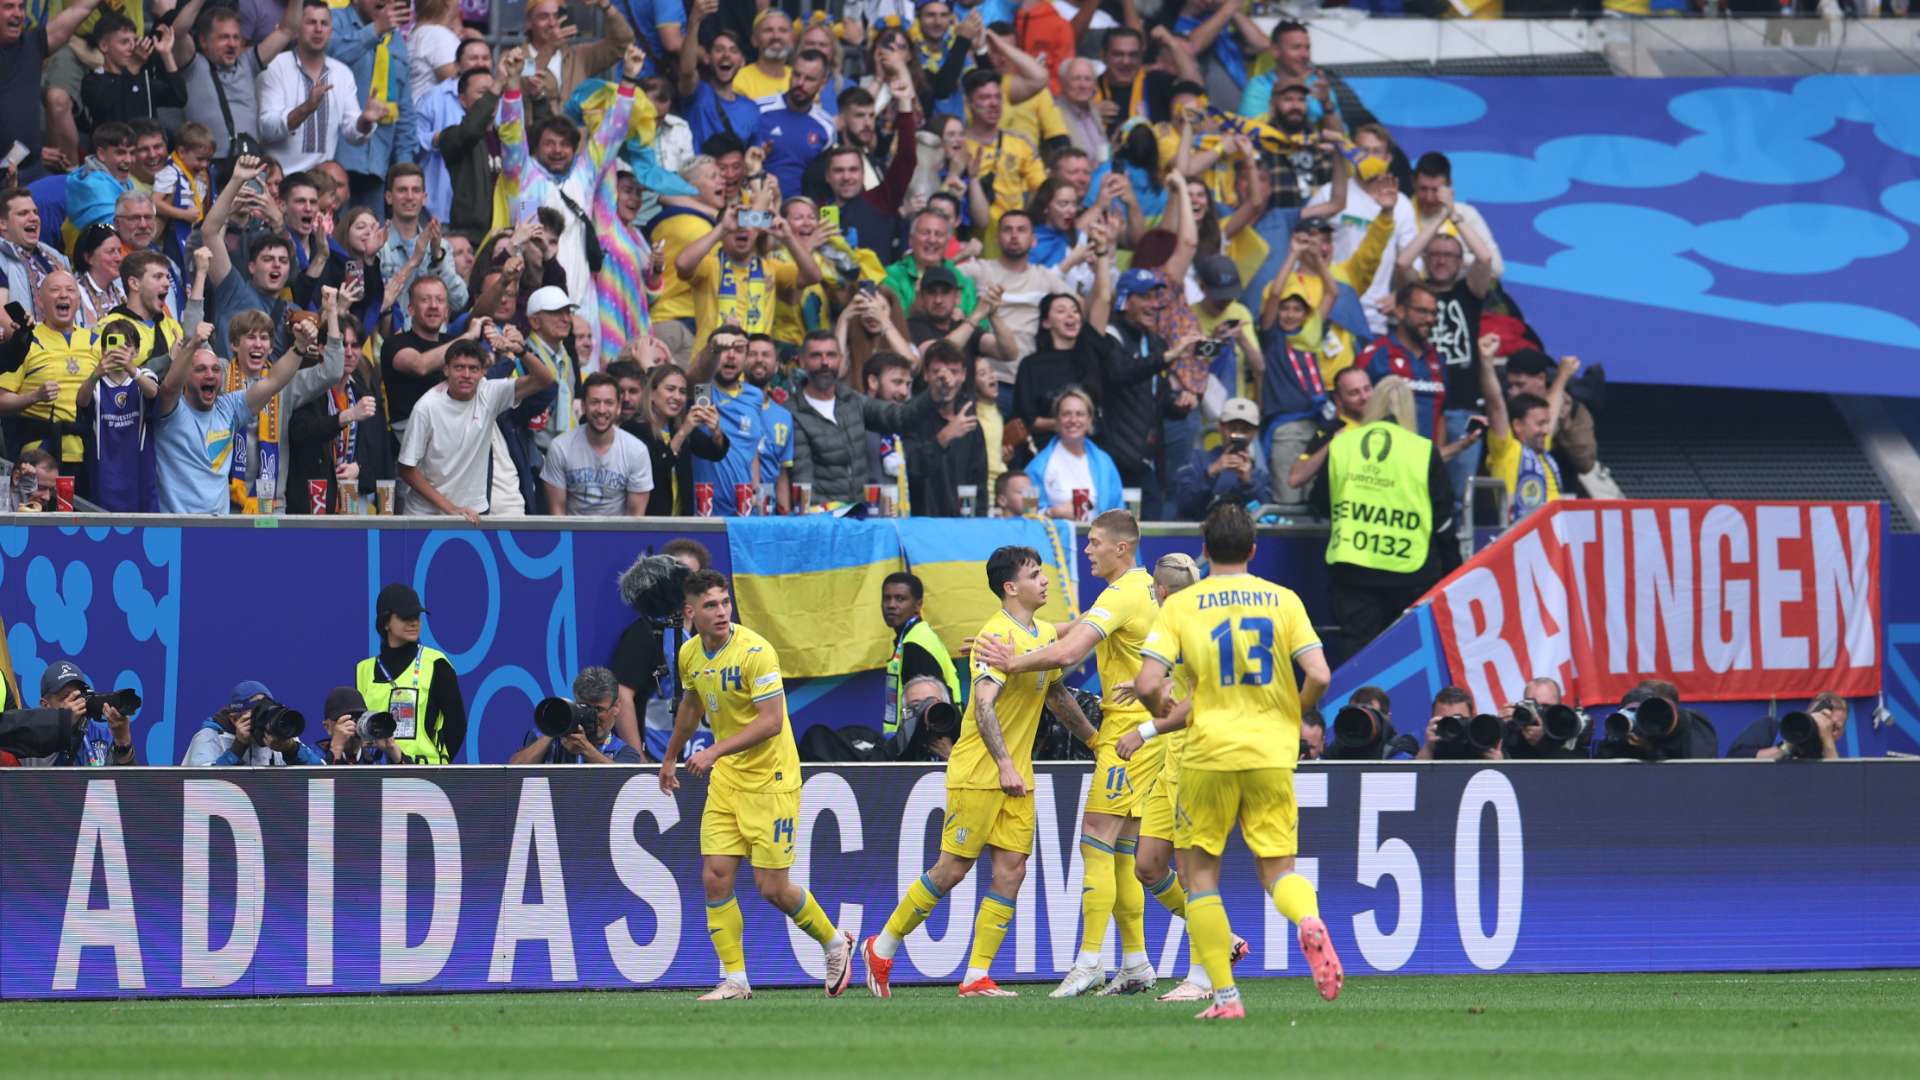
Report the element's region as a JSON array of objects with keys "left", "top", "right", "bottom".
[
  {"left": 15, "top": 662, "right": 138, "bottom": 767},
  {"left": 1500, "top": 676, "right": 1590, "bottom": 760},
  {"left": 318, "top": 687, "right": 406, "bottom": 765},
  {"left": 183, "top": 681, "right": 324, "bottom": 765},
  {"left": 1596, "top": 680, "right": 1720, "bottom": 761},
  {"left": 1300, "top": 708, "right": 1326, "bottom": 761},
  {"left": 1322, "top": 684, "right": 1417, "bottom": 761},
  {"left": 611, "top": 538, "right": 715, "bottom": 763},
  {"left": 1729, "top": 692, "right": 1847, "bottom": 761},
  {"left": 887, "top": 675, "right": 962, "bottom": 762},
  {"left": 1414, "top": 686, "right": 1503, "bottom": 761},
  {"left": 511, "top": 667, "right": 643, "bottom": 765}
]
